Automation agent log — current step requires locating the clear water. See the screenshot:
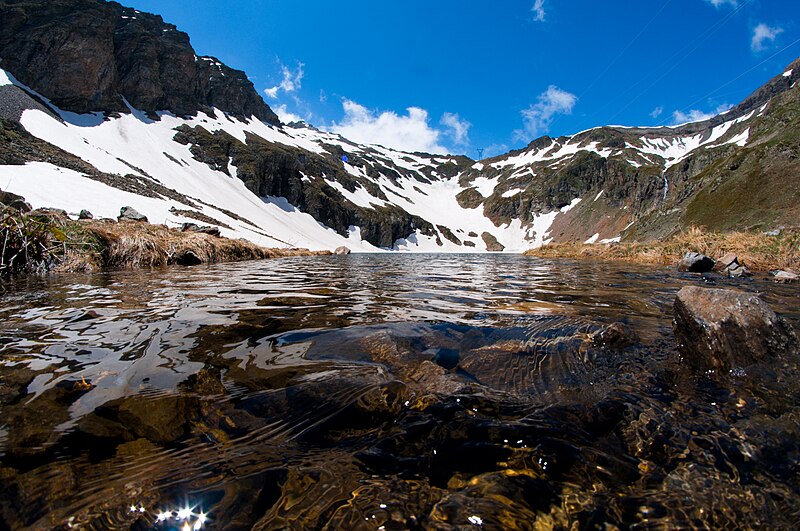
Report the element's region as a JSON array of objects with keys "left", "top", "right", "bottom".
[{"left": 0, "top": 255, "right": 798, "bottom": 529}]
